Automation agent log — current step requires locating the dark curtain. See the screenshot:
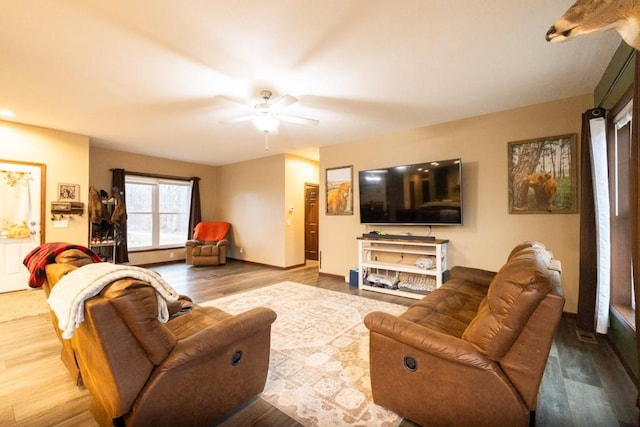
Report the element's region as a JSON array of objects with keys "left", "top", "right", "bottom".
[
  {"left": 576, "top": 108, "right": 606, "bottom": 333},
  {"left": 188, "top": 177, "right": 201, "bottom": 239},
  {"left": 112, "top": 168, "right": 129, "bottom": 263},
  {"left": 632, "top": 53, "right": 640, "bottom": 410}
]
